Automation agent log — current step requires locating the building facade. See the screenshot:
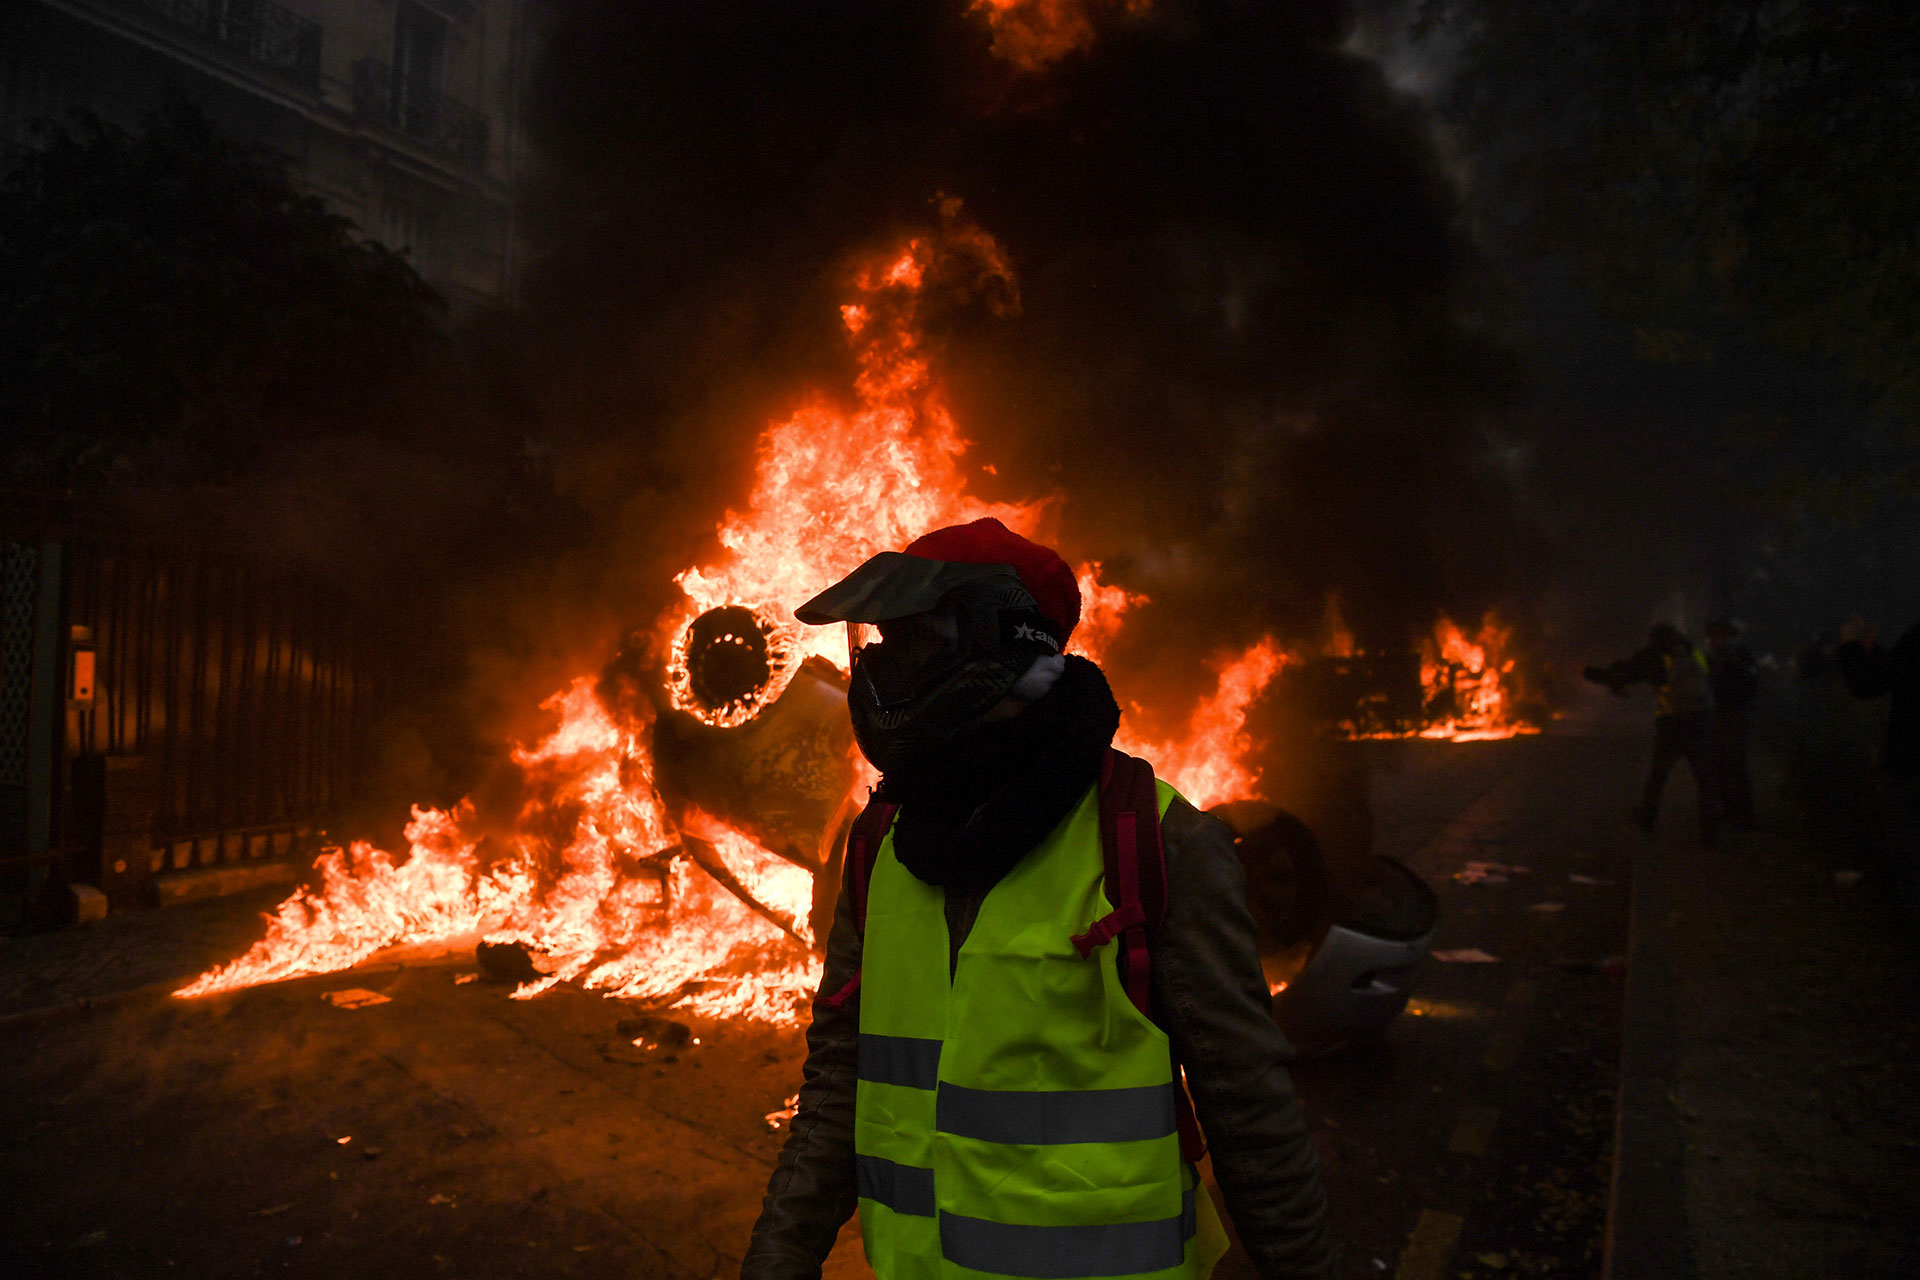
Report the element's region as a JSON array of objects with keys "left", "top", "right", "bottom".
[{"left": 1, "top": 0, "right": 531, "bottom": 313}]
